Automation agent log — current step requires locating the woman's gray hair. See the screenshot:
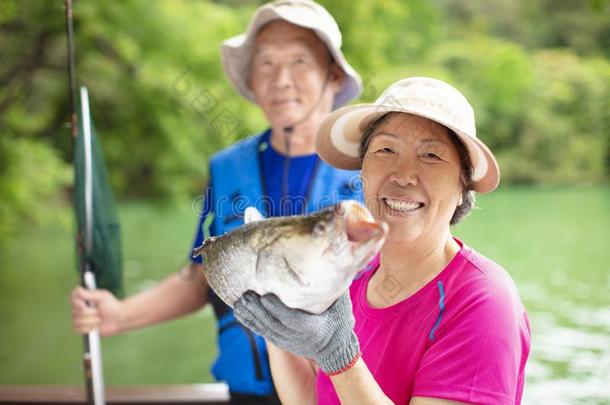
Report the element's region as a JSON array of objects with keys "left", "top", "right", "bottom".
[{"left": 359, "top": 112, "right": 475, "bottom": 225}]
